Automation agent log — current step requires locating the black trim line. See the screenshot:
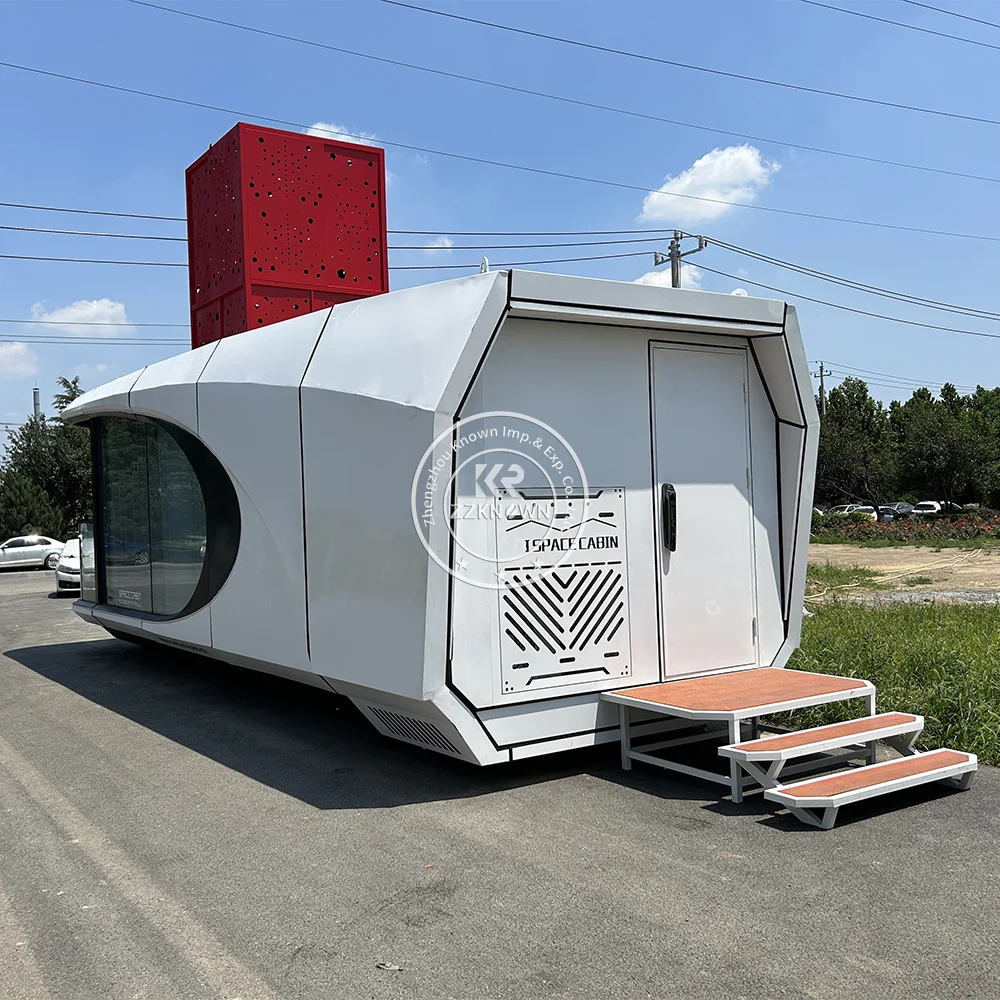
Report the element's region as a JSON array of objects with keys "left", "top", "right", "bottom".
[
  {"left": 297, "top": 313, "right": 330, "bottom": 662},
  {"left": 748, "top": 341, "right": 778, "bottom": 422}
]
